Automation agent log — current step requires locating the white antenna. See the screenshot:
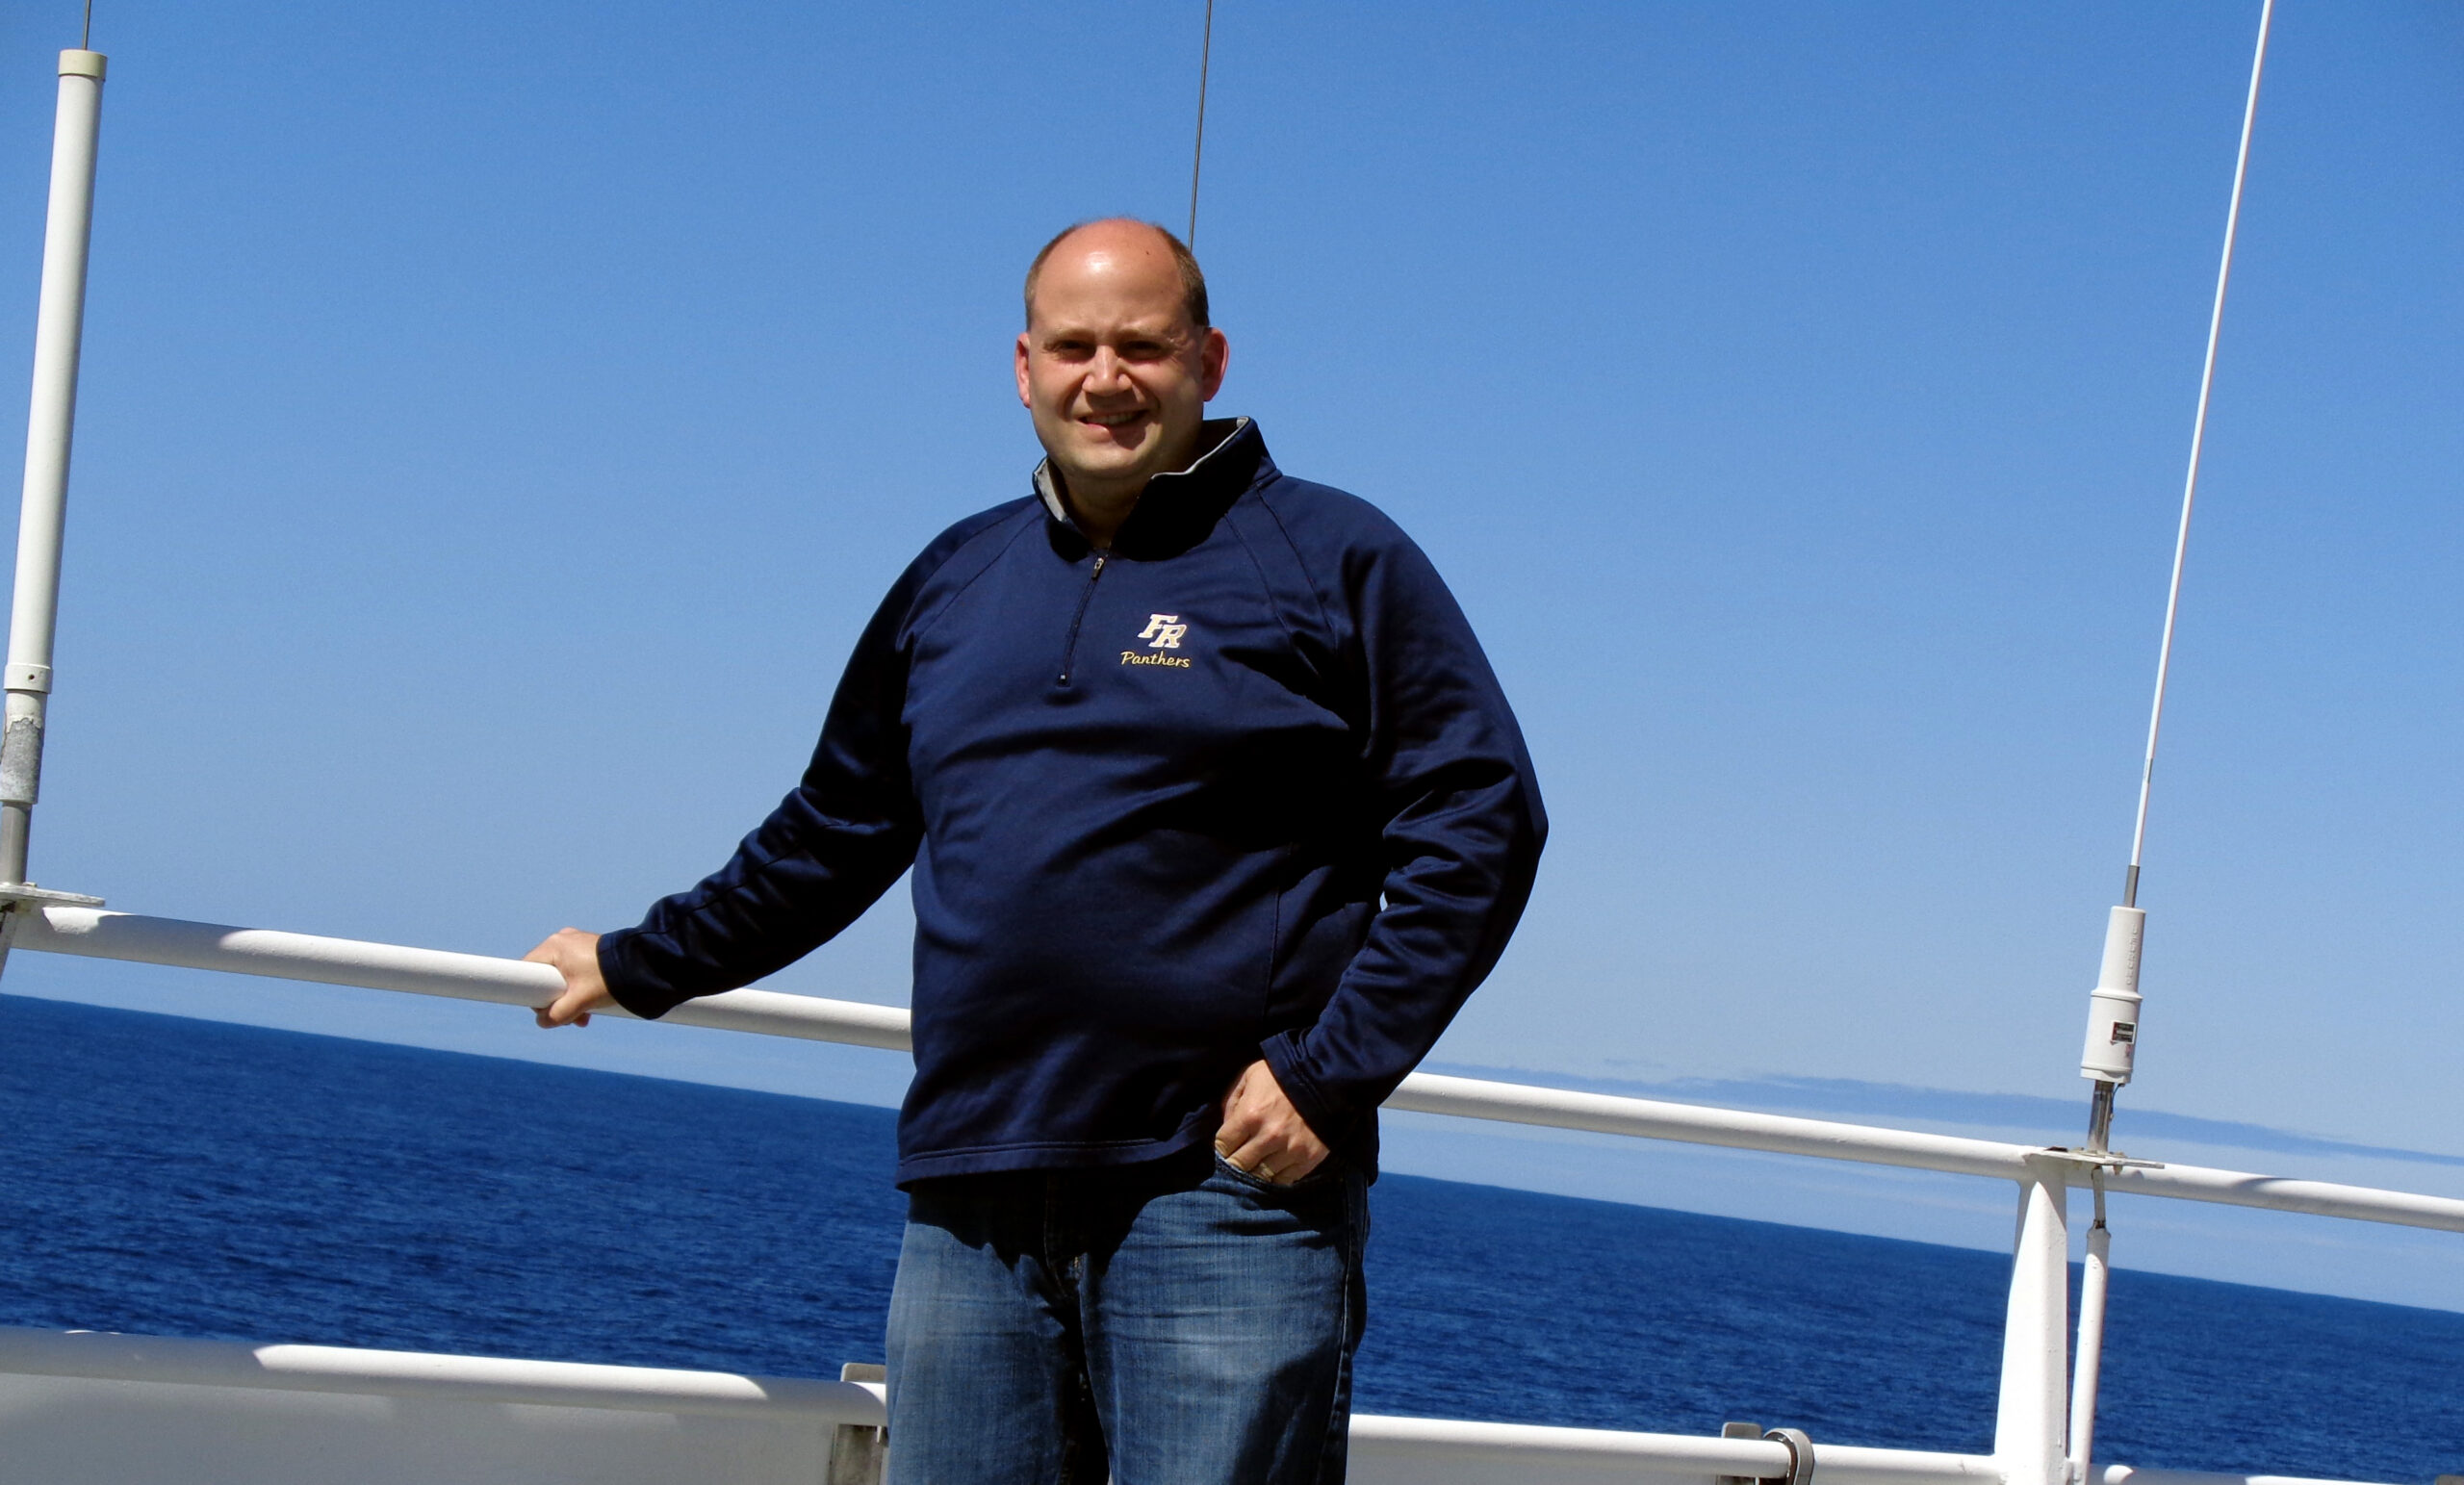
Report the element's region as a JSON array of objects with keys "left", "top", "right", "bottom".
[
  {"left": 1187, "top": 0, "right": 1216, "bottom": 247},
  {"left": 2120, "top": 0, "right": 2278, "bottom": 920},
  {"left": 2080, "top": 0, "right": 2274, "bottom": 1145},
  {"left": 2068, "top": 7, "right": 2275, "bottom": 1483}
]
